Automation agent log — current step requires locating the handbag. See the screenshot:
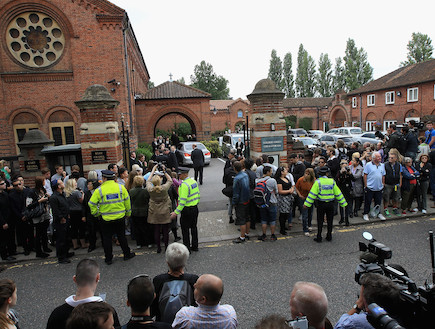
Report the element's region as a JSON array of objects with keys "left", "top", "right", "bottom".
[
  {"left": 22, "top": 202, "right": 45, "bottom": 220},
  {"left": 221, "top": 186, "right": 233, "bottom": 198}
]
